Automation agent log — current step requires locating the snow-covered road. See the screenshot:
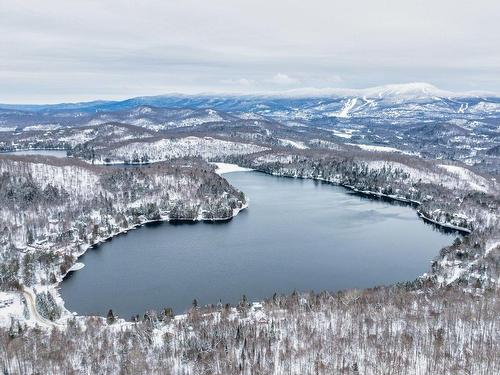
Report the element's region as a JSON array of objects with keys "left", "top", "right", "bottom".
[{"left": 22, "top": 288, "right": 62, "bottom": 329}]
